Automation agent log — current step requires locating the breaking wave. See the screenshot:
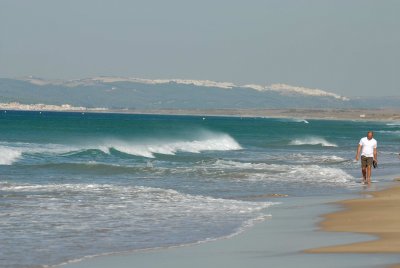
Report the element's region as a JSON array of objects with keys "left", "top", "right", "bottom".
[
  {"left": 101, "top": 134, "right": 242, "bottom": 158},
  {"left": 0, "top": 132, "right": 242, "bottom": 162},
  {"left": 289, "top": 137, "right": 337, "bottom": 147},
  {"left": 0, "top": 146, "right": 22, "bottom": 165}
]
